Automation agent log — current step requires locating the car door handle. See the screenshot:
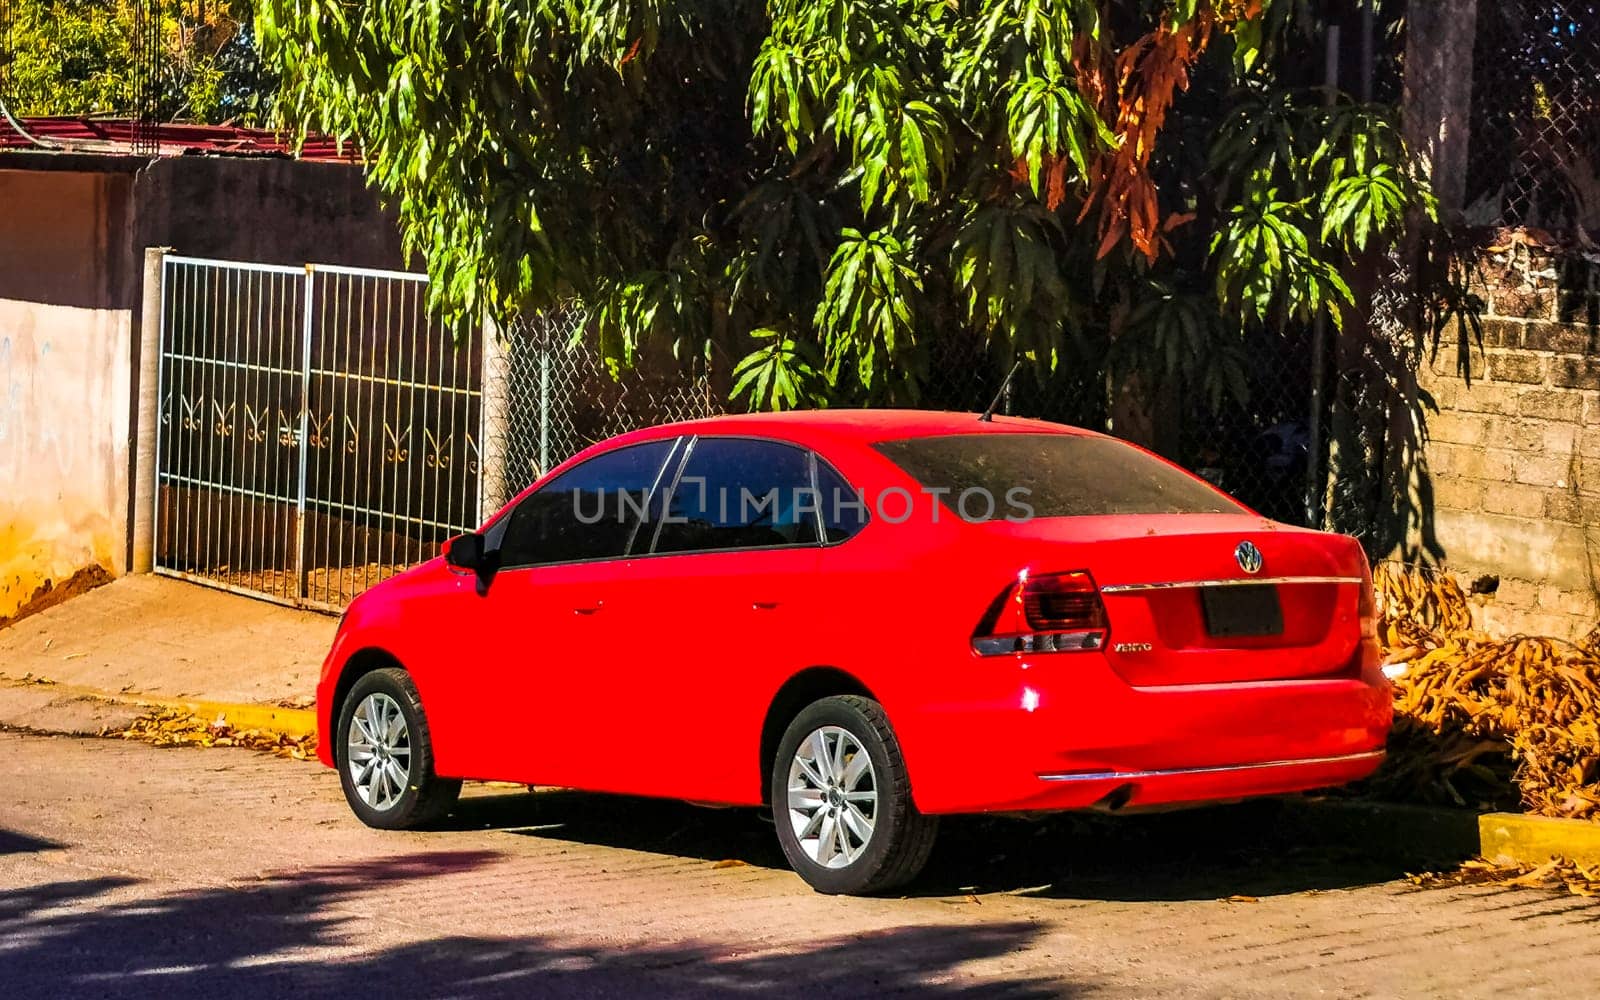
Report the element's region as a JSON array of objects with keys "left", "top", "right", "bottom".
[
  {"left": 753, "top": 600, "right": 780, "bottom": 611},
  {"left": 573, "top": 601, "right": 604, "bottom": 615}
]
